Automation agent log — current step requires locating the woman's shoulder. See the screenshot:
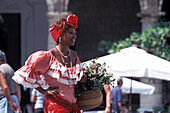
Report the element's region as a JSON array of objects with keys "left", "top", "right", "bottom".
[
  {"left": 31, "top": 50, "right": 50, "bottom": 56},
  {"left": 25, "top": 50, "right": 53, "bottom": 65},
  {"left": 49, "top": 48, "right": 57, "bottom": 57},
  {"left": 70, "top": 50, "right": 79, "bottom": 65},
  {"left": 70, "top": 49, "right": 78, "bottom": 58}
]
